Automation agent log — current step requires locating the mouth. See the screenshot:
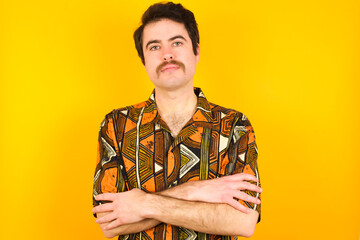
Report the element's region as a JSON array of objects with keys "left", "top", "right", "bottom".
[
  {"left": 161, "top": 64, "right": 180, "bottom": 72},
  {"left": 156, "top": 60, "right": 185, "bottom": 76}
]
